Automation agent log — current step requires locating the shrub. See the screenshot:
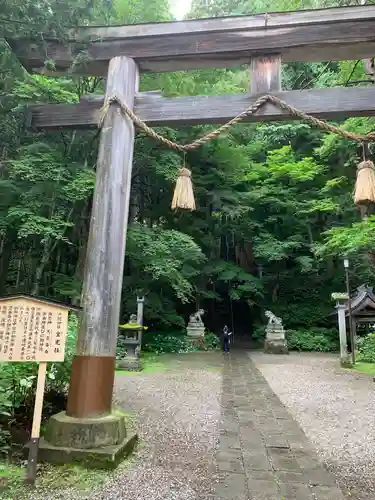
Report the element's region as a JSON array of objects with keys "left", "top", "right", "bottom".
[
  {"left": 286, "top": 327, "right": 339, "bottom": 352},
  {"left": 357, "top": 333, "right": 375, "bottom": 363},
  {"left": 203, "top": 332, "right": 219, "bottom": 350},
  {"left": 137, "top": 329, "right": 219, "bottom": 354},
  {"left": 142, "top": 330, "right": 194, "bottom": 353},
  {"left": 252, "top": 324, "right": 266, "bottom": 342}
]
